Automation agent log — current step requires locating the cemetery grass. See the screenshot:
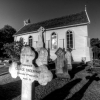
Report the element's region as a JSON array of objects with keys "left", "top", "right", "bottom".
[{"left": 0, "top": 65, "right": 100, "bottom": 100}]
